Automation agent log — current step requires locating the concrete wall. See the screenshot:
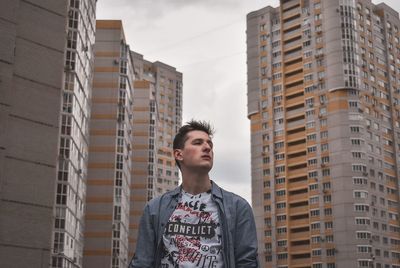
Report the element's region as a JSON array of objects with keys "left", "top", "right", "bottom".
[{"left": 0, "top": 0, "right": 68, "bottom": 267}]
